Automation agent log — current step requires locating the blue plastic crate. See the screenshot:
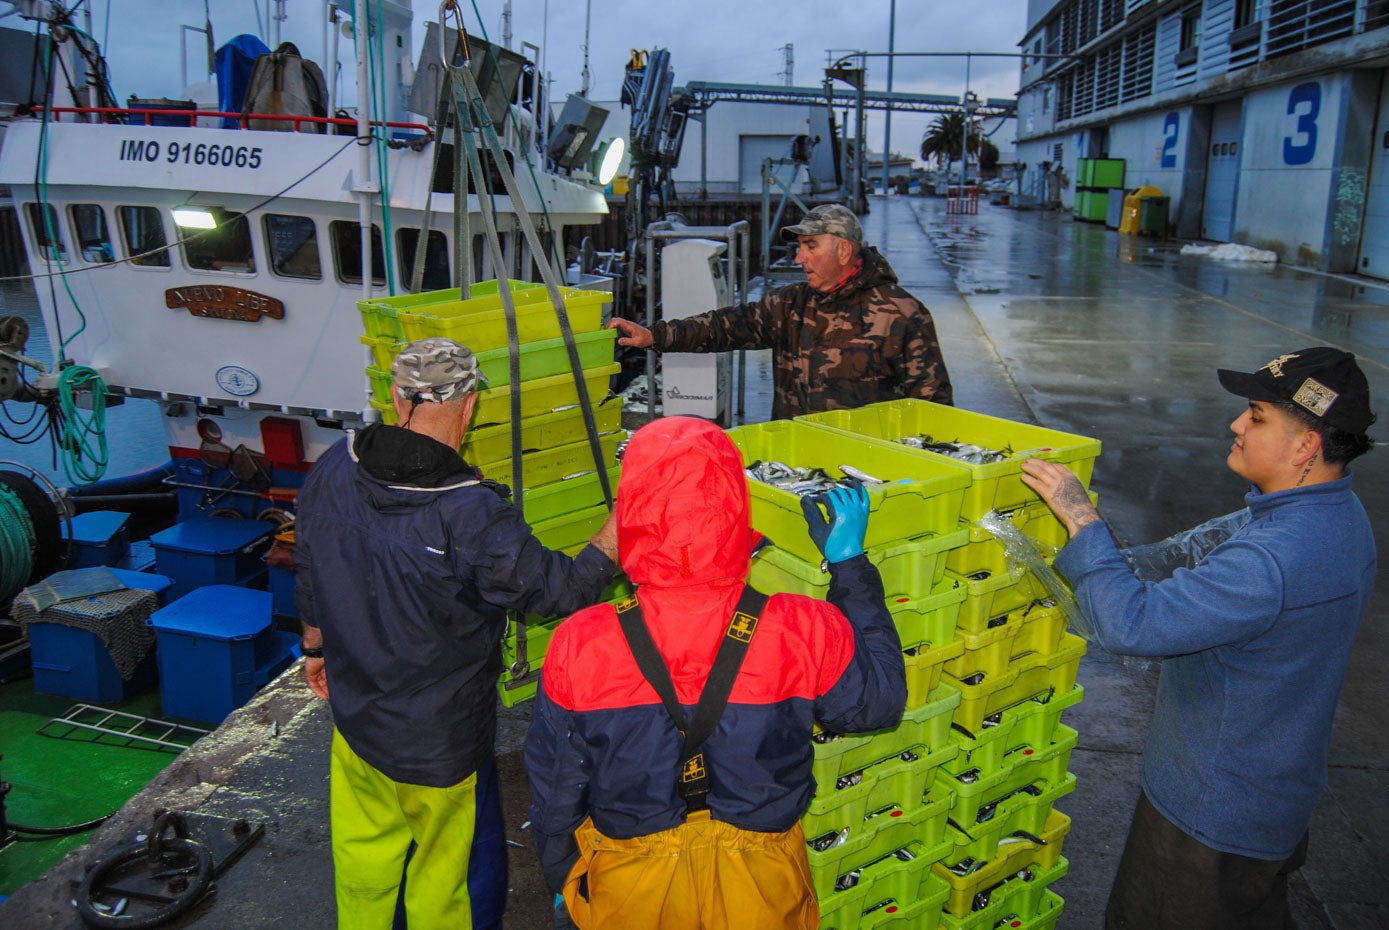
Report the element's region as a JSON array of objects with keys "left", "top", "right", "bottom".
[
  {"left": 61, "top": 511, "right": 131, "bottom": 569},
  {"left": 106, "top": 567, "right": 175, "bottom": 606},
  {"left": 148, "top": 586, "right": 292, "bottom": 724},
  {"left": 149, "top": 518, "right": 273, "bottom": 601},
  {"left": 28, "top": 622, "right": 158, "bottom": 702}
]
